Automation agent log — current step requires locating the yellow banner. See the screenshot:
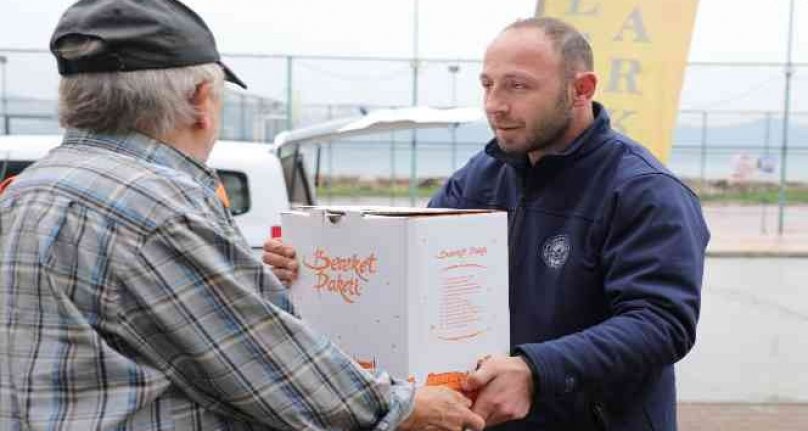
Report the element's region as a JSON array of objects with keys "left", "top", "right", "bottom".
[{"left": 536, "top": 0, "right": 699, "bottom": 163}]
